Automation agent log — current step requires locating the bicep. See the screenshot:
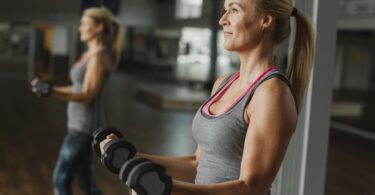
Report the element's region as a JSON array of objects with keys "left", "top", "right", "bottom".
[{"left": 239, "top": 79, "right": 297, "bottom": 188}]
